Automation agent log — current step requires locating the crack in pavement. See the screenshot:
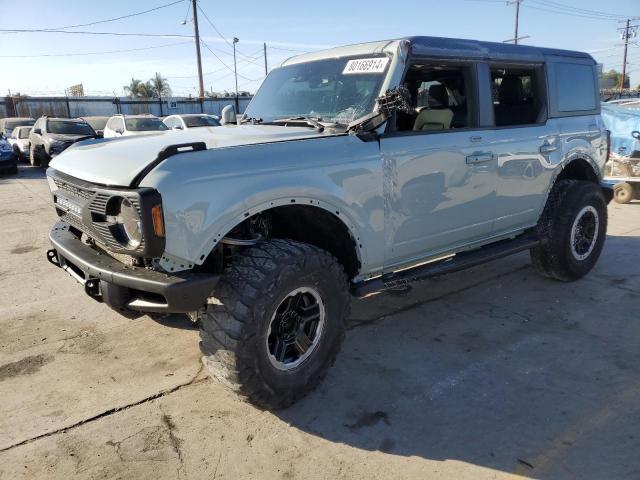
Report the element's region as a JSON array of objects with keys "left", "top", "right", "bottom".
[
  {"left": 160, "top": 407, "right": 185, "bottom": 478},
  {"left": 0, "top": 364, "right": 207, "bottom": 454}
]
